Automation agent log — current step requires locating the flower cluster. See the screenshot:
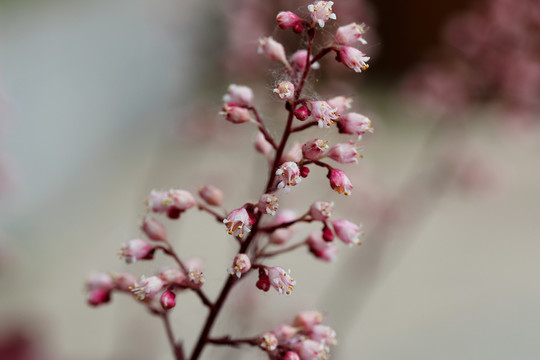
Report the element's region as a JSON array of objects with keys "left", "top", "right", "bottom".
[
  {"left": 258, "top": 311, "right": 337, "bottom": 359},
  {"left": 86, "top": 2, "right": 373, "bottom": 359}
]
